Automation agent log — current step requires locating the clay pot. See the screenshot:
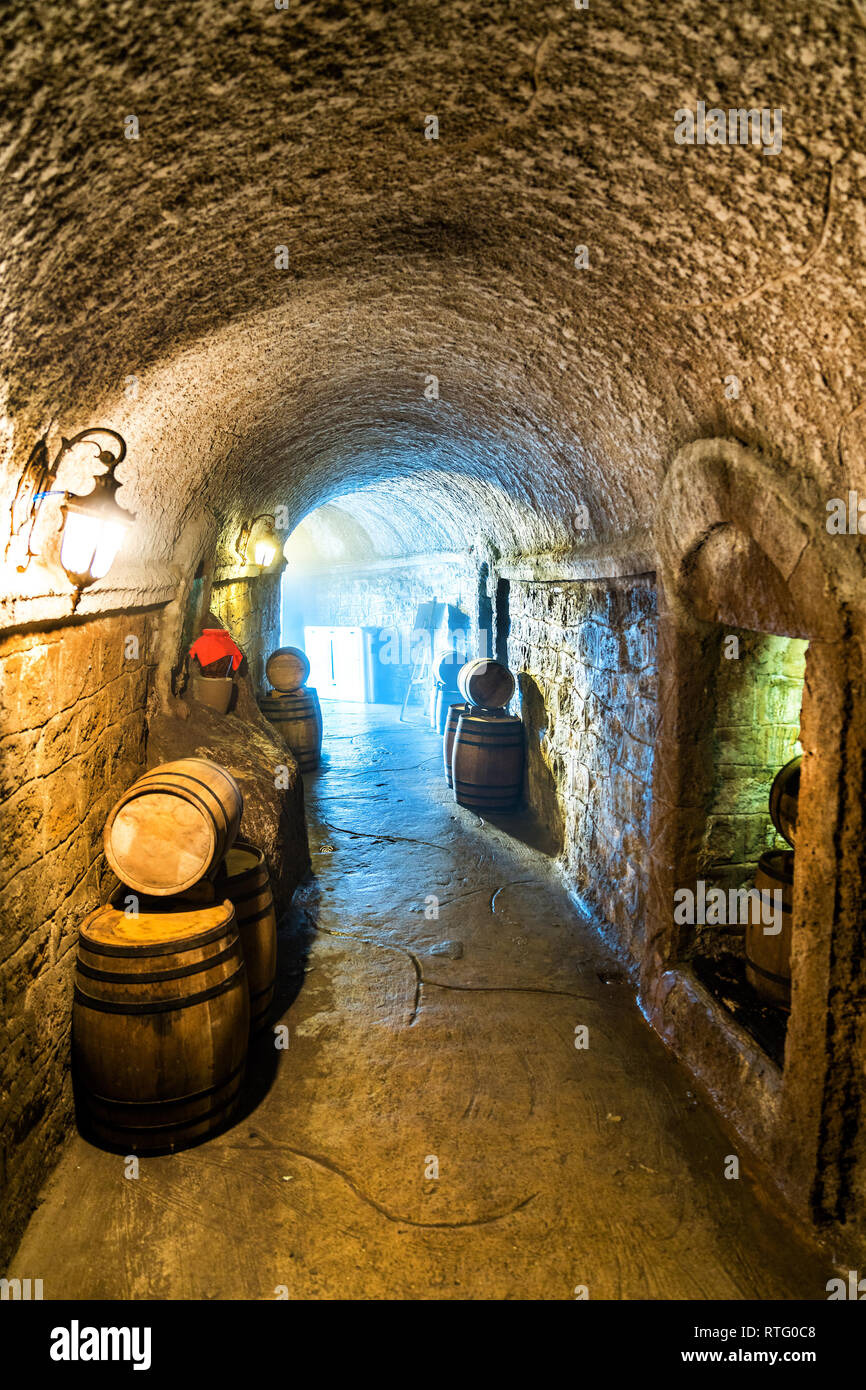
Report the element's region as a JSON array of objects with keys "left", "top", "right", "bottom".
[{"left": 190, "top": 674, "right": 233, "bottom": 714}]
